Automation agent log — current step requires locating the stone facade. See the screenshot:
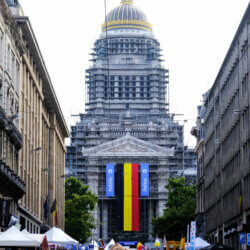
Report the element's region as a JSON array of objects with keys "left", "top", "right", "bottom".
[
  {"left": 191, "top": 92, "right": 208, "bottom": 239},
  {"left": 196, "top": 4, "right": 250, "bottom": 249},
  {"left": 66, "top": 0, "right": 196, "bottom": 241},
  {"left": 0, "top": 0, "right": 25, "bottom": 231},
  {"left": 0, "top": 0, "right": 69, "bottom": 232},
  {"left": 16, "top": 15, "right": 69, "bottom": 232}
]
